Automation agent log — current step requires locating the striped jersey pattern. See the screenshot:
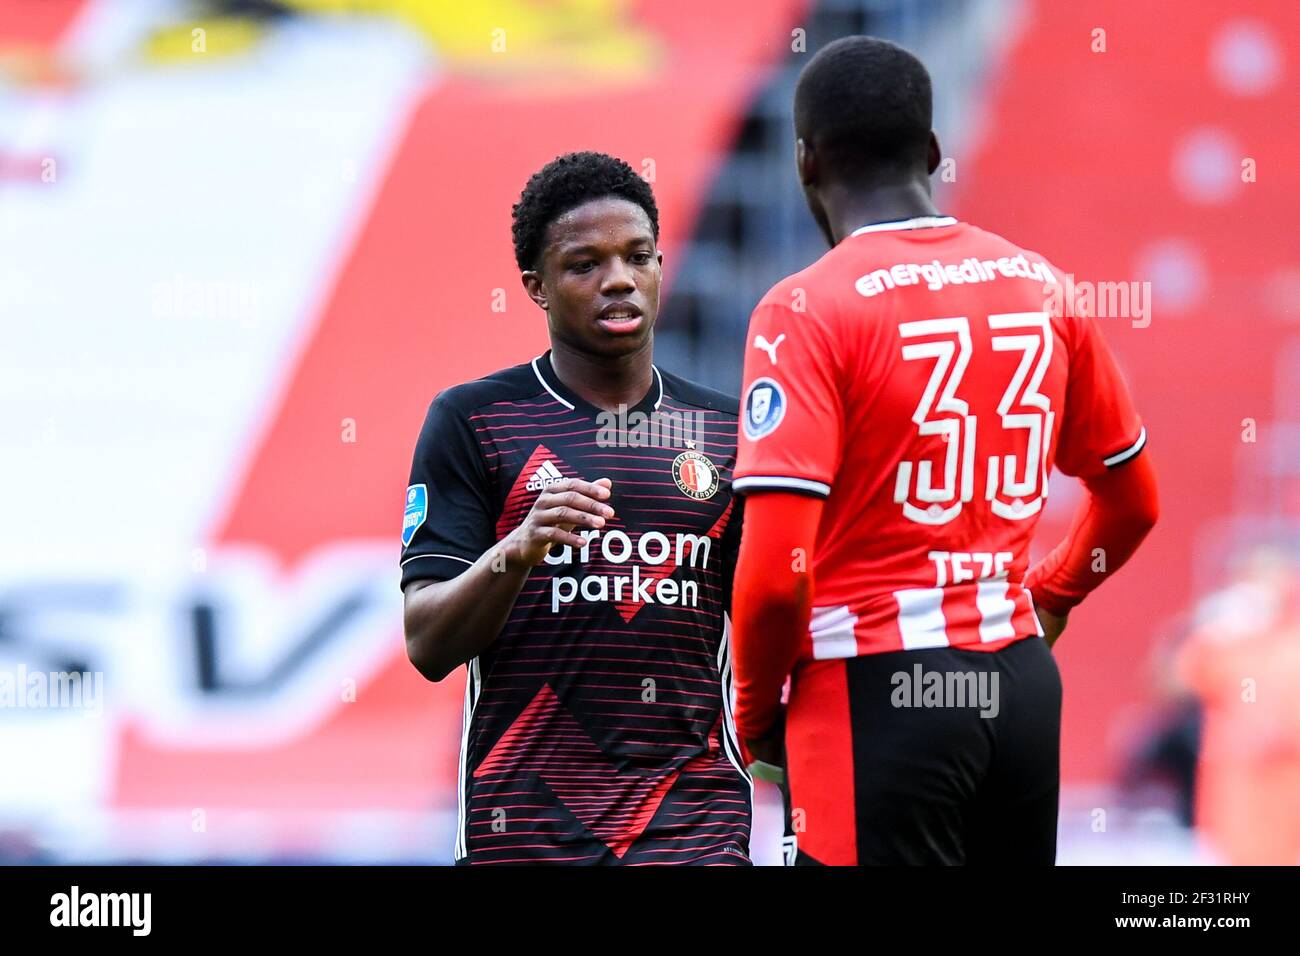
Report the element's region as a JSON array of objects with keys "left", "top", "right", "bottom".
[
  {"left": 402, "top": 351, "right": 751, "bottom": 864},
  {"left": 734, "top": 217, "right": 1146, "bottom": 660}
]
